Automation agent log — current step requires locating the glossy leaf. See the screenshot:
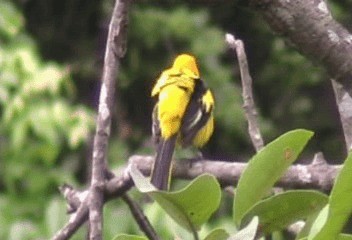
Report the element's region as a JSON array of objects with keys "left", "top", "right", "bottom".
[
  {"left": 310, "top": 152, "right": 352, "bottom": 239},
  {"left": 296, "top": 210, "right": 321, "bottom": 239},
  {"left": 130, "top": 165, "right": 221, "bottom": 232},
  {"left": 234, "top": 129, "right": 314, "bottom": 226},
  {"left": 228, "top": 216, "right": 259, "bottom": 240},
  {"left": 243, "top": 190, "right": 328, "bottom": 234},
  {"left": 308, "top": 204, "right": 329, "bottom": 240}
]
